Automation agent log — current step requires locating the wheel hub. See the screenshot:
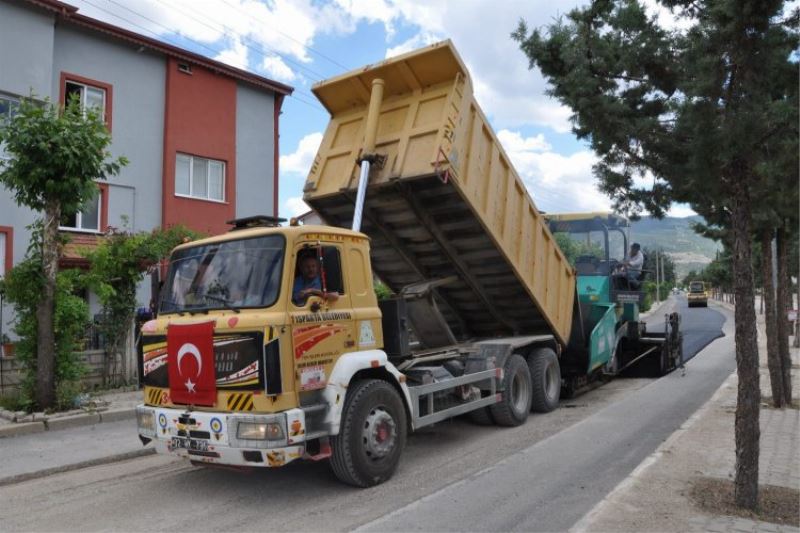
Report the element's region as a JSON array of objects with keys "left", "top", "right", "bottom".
[
  {"left": 363, "top": 408, "right": 396, "bottom": 459},
  {"left": 511, "top": 370, "right": 530, "bottom": 413},
  {"left": 545, "top": 363, "right": 558, "bottom": 400}
]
